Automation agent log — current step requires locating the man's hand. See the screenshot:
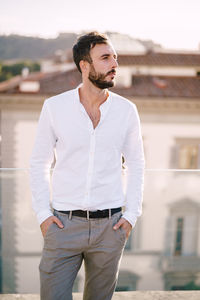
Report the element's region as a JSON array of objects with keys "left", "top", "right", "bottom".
[
  {"left": 40, "top": 216, "right": 64, "bottom": 237},
  {"left": 113, "top": 217, "right": 132, "bottom": 239}
]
